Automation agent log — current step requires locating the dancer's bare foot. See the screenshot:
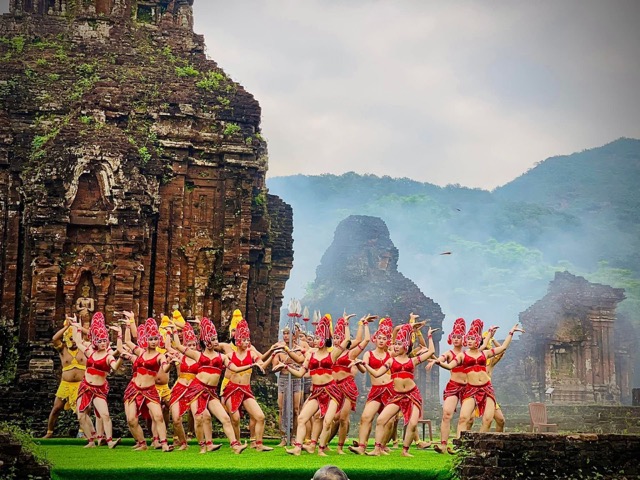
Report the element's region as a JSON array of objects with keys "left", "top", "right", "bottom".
[
  {"left": 302, "top": 442, "right": 316, "bottom": 454},
  {"left": 285, "top": 445, "right": 301, "bottom": 456},
  {"left": 232, "top": 442, "right": 248, "bottom": 455},
  {"left": 433, "top": 443, "right": 447, "bottom": 454},
  {"left": 348, "top": 445, "right": 365, "bottom": 455},
  {"left": 107, "top": 438, "right": 121, "bottom": 449},
  {"left": 366, "top": 444, "right": 383, "bottom": 456}
]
